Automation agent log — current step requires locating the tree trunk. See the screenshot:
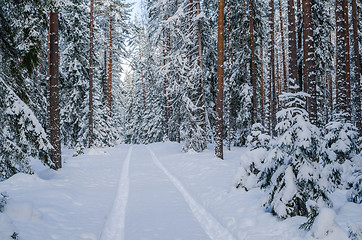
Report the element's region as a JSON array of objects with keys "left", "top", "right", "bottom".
[
  {"left": 288, "top": 0, "right": 298, "bottom": 91},
  {"left": 297, "top": 0, "right": 303, "bottom": 91},
  {"left": 226, "top": 0, "right": 232, "bottom": 151},
  {"left": 89, "top": 0, "right": 94, "bottom": 147},
  {"left": 352, "top": 0, "right": 361, "bottom": 134},
  {"left": 215, "top": 0, "right": 225, "bottom": 159},
  {"left": 260, "top": 44, "right": 265, "bottom": 127},
  {"left": 162, "top": 28, "right": 169, "bottom": 137},
  {"left": 268, "top": 0, "right": 276, "bottom": 136},
  {"left": 104, "top": 19, "right": 108, "bottom": 104},
  {"left": 49, "top": 12, "right": 61, "bottom": 169},
  {"left": 343, "top": 0, "right": 351, "bottom": 121},
  {"left": 276, "top": 51, "right": 281, "bottom": 110},
  {"left": 279, "top": 0, "right": 287, "bottom": 92},
  {"left": 107, "top": 6, "right": 113, "bottom": 116},
  {"left": 47, "top": 13, "right": 51, "bottom": 135},
  {"left": 249, "top": 0, "right": 257, "bottom": 124},
  {"left": 302, "top": 0, "right": 317, "bottom": 123},
  {"left": 335, "top": 0, "right": 348, "bottom": 119},
  {"left": 196, "top": 0, "right": 207, "bottom": 150},
  {"left": 139, "top": 40, "right": 146, "bottom": 109}
]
